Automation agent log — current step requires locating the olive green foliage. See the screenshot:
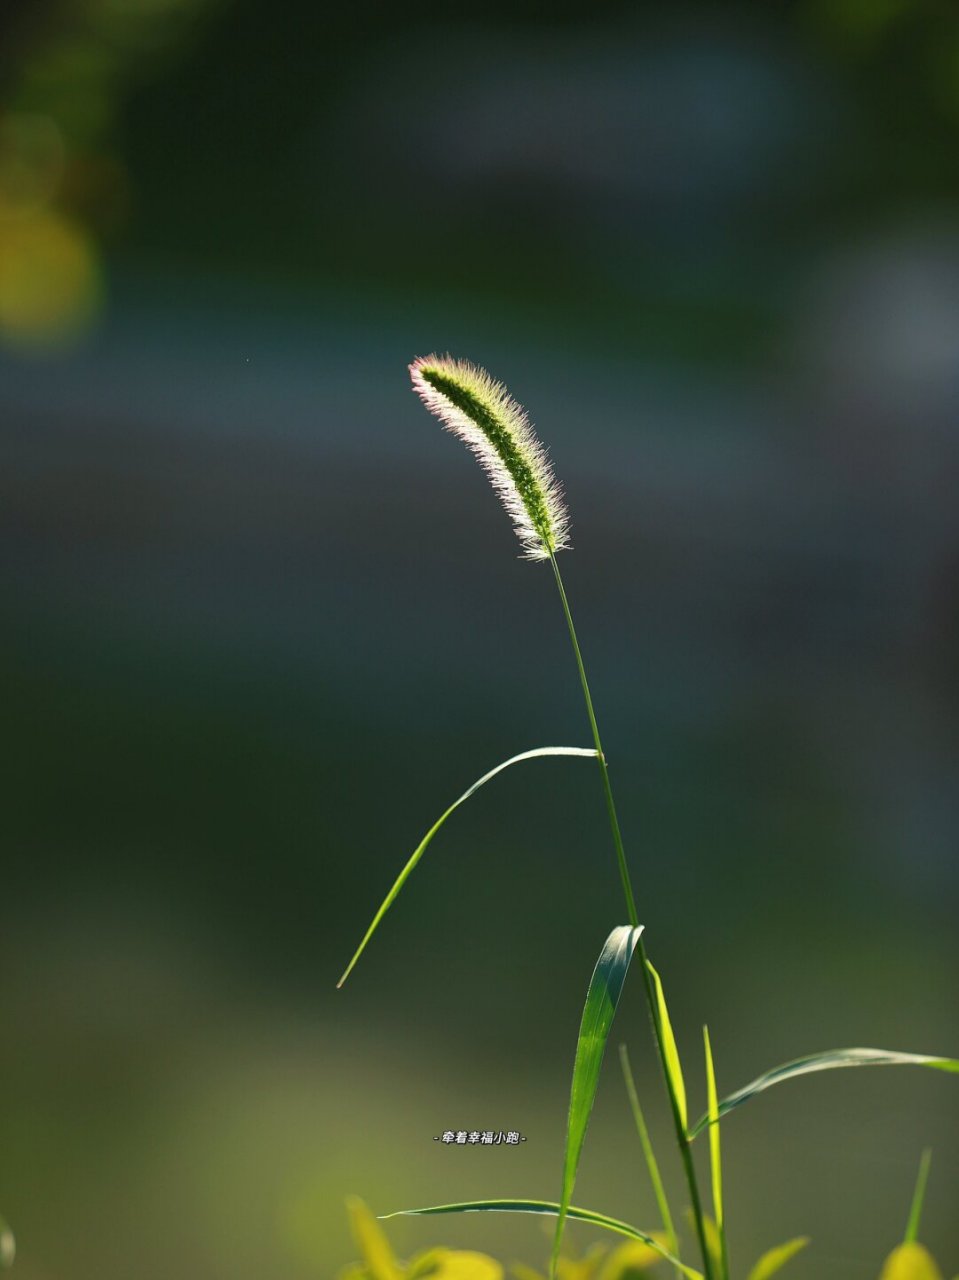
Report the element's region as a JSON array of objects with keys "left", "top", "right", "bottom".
[
  {"left": 346, "top": 1200, "right": 955, "bottom": 1280},
  {"left": 380, "top": 1201, "right": 698, "bottom": 1280}
]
